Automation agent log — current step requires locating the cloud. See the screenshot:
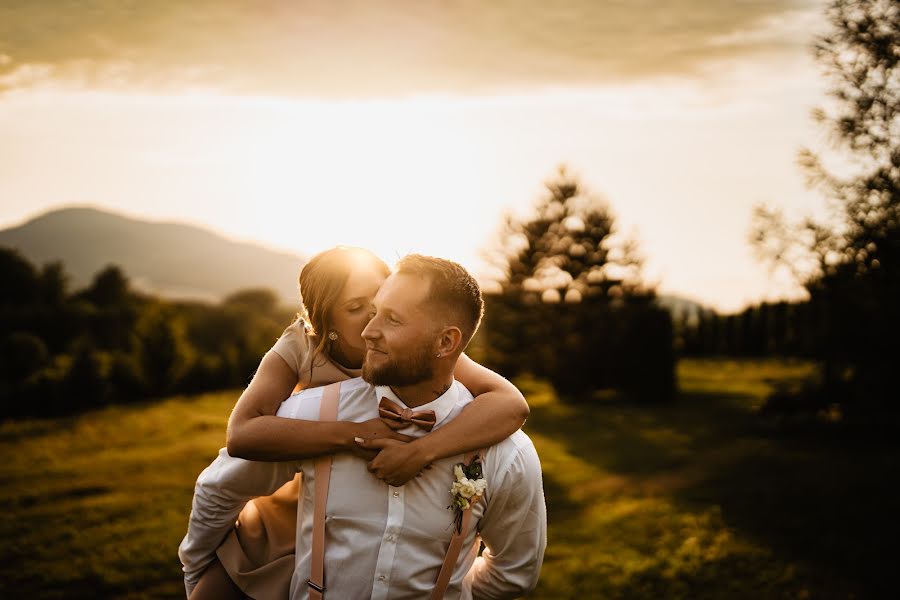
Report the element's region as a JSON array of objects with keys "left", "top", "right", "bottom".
[{"left": 0, "top": 0, "right": 826, "bottom": 97}]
